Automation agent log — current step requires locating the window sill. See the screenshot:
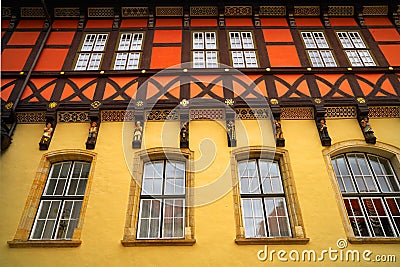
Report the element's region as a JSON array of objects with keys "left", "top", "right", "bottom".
[
  {"left": 121, "top": 238, "right": 196, "bottom": 247},
  {"left": 348, "top": 237, "right": 400, "bottom": 244},
  {"left": 8, "top": 240, "right": 82, "bottom": 248},
  {"left": 235, "top": 237, "right": 310, "bottom": 245}
]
